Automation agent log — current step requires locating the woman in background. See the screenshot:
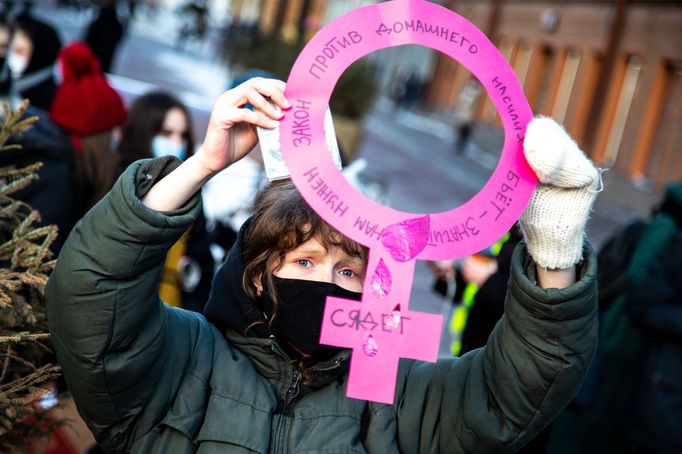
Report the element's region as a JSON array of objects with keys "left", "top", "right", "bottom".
[
  {"left": 7, "top": 13, "right": 61, "bottom": 111},
  {"left": 119, "top": 91, "right": 213, "bottom": 312},
  {"left": 50, "top": 42, "right": 127, "bottom": 213}
]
